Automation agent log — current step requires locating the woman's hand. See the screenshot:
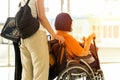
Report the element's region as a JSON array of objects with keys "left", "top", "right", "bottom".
[
  {"left": 82, "top": 36, "right": 87, "bottom": 42},
  {"left": 52, "top": 34, "right": 65, "bottom": 44},
  {"left": 91, "top": 33, "right": 96, "bottom": 39},
  {"left": 82, "top": 33, "right": 96, "bottom": 43}
]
